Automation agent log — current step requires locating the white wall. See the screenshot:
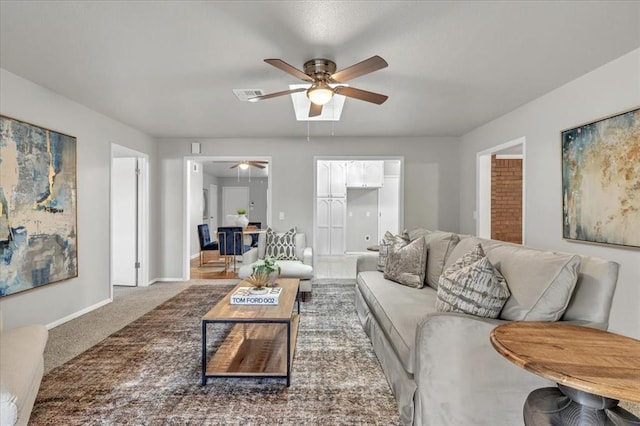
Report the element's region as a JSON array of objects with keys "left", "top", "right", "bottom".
[
  {"left": 156, "top": 137, "right": 460, "bottom": 280},
  {"left": 0, "top": 69, "right": 159, "bottom": 330},
  {"left": 458, "top": 49, "right": 640, "bottom": 338},
  {"left": 189, "top": 162, "right": 204, "bottom": 258}
]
